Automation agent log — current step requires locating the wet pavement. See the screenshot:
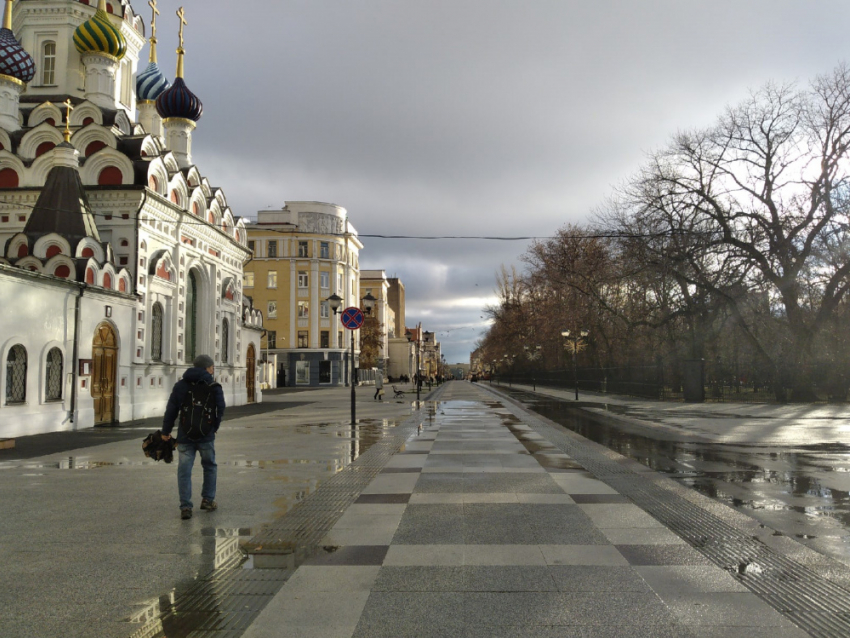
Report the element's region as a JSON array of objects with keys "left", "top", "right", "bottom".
[
  {"left": 501, "top": 385, "right": 850, "bottom": 570},
  {"left": 0, "top": 386, "right": 422, "bottom": 638},
  {"left": 6, "top": 381, "right": 850, "bottom": 636}
]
